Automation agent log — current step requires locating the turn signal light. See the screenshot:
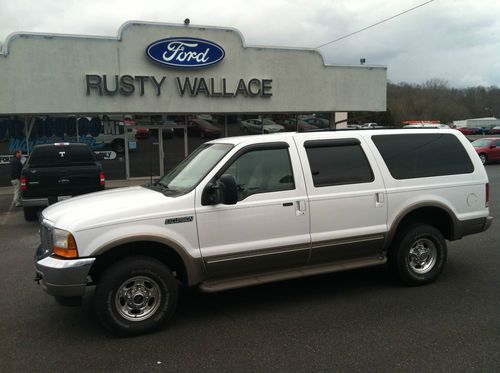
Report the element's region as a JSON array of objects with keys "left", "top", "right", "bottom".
[
  {"left": 99, "top": 171, "right": 105, "bottom": 187},
  {"left": 53, "top": 234, "right": 78, "bottom": 258},
  {"left": 20, "top": 176, "right": 27, "bottom": 191}
]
